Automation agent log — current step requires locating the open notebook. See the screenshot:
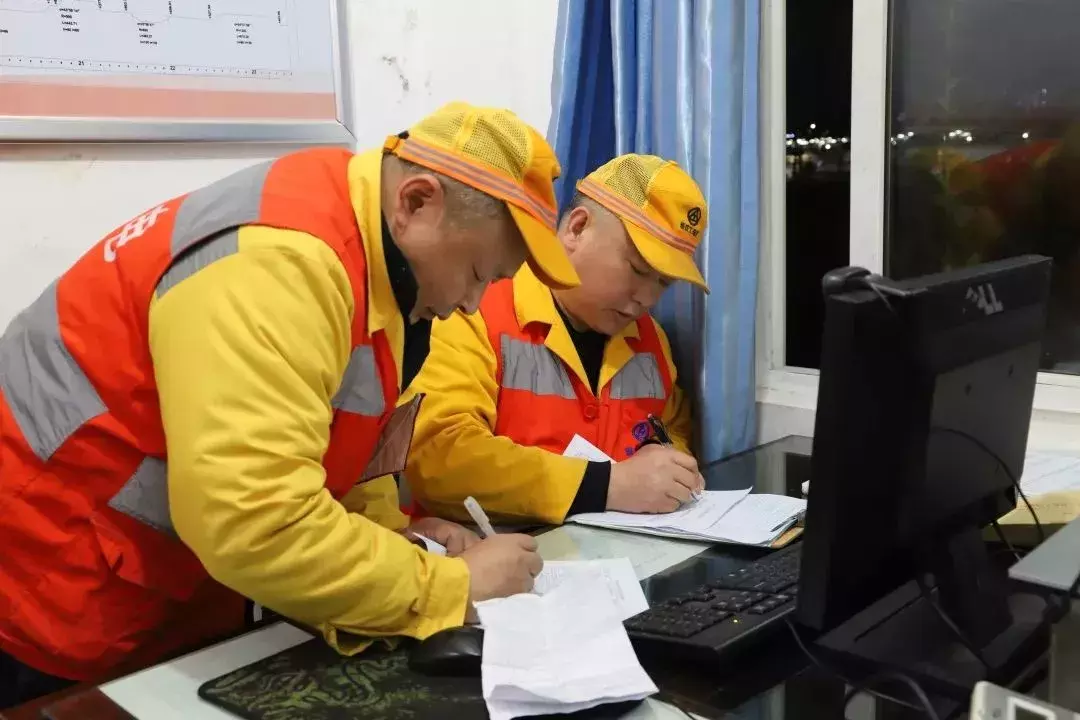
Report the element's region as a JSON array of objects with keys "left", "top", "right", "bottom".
[
  {"left": 568, "top": 488, "right": 806, "bottom": 547},
  {"left": 563, "top": 435, "right": 806, "bottom": 547}
]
